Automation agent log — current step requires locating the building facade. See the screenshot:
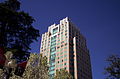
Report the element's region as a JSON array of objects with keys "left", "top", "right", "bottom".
[{"left": 40, "top": 17, "right": 92, "bottom": 79}]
